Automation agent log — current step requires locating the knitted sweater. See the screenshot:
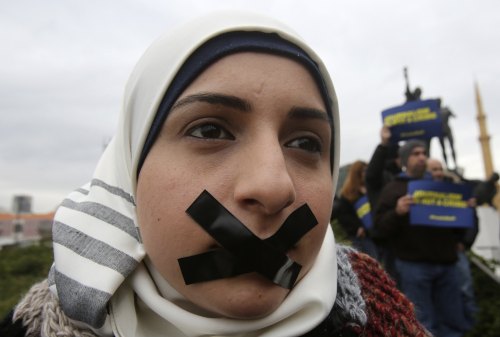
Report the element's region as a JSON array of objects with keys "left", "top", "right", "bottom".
[{"left": 1, "top": 246, "right": 431, "bottom": 337}]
